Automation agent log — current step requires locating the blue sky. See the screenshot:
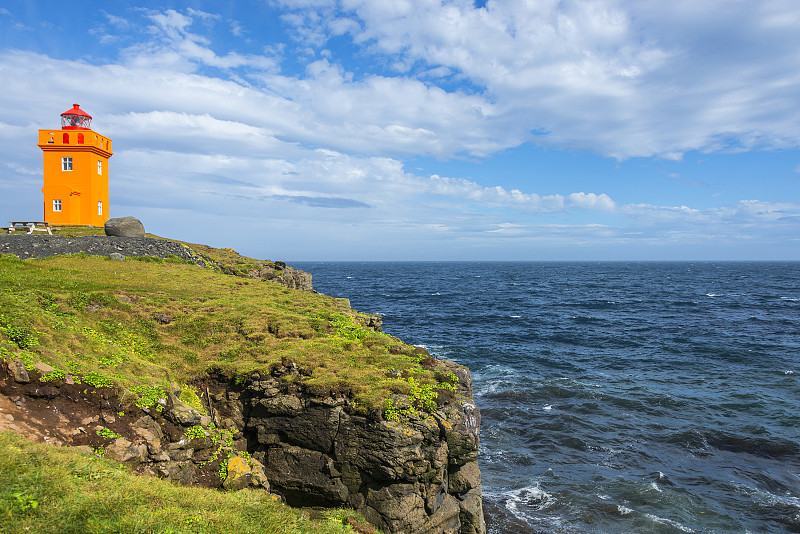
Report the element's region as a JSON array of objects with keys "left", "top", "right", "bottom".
[{"left": 1, "top": 1, "right": 799, "bottom": 260}]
